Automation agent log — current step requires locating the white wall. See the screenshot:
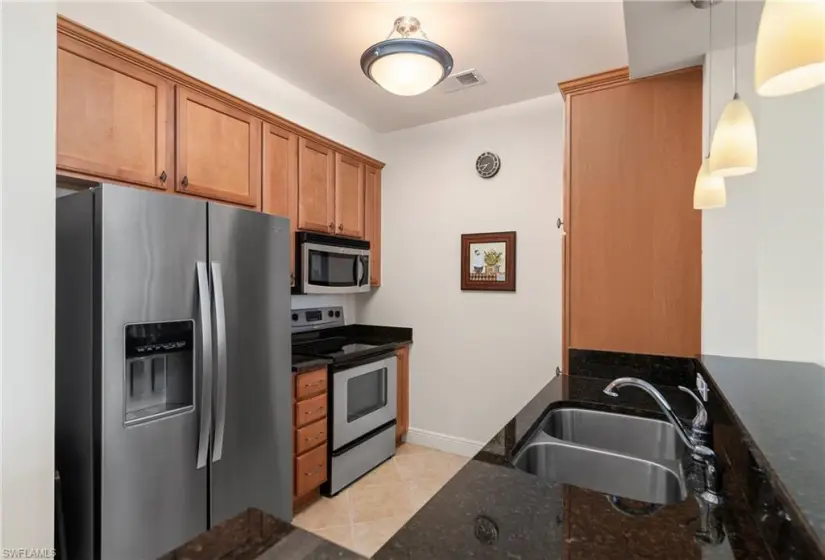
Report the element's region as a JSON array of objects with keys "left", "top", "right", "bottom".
[
  {"left": 0, "top": 1, "right": 57, "bottom": 549},
  {"left": 701, "top": 41, "right": 825, "bottom": 364},
  {"left": 359, "top": 95, "right": 564, "bottom": 451}
]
